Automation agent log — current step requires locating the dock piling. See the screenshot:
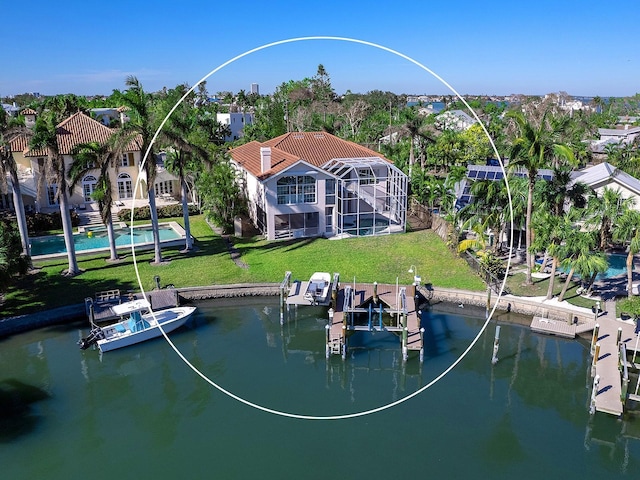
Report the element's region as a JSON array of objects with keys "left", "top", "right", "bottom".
[
  {"left": 491, "top": 325, "right": 501, "bottom": 365},
  {"left": 590, "top": 324, "right": 600, "bottom": 356},
  {"left": 590, "top": 375, "right": 600, "bottom": 415},
  {"left": 592, "top": 342, "right": 600, "bottom": 377}
]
